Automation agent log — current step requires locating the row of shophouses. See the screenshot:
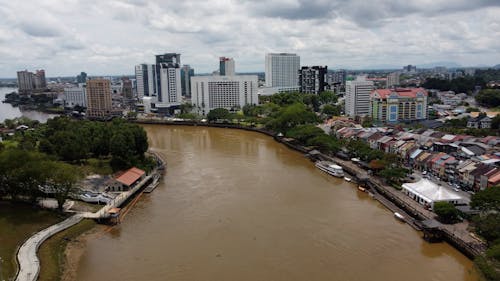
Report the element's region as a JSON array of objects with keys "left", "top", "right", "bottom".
[{"left": 334, "top": 124, "right": 500, "bottom": 191}]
